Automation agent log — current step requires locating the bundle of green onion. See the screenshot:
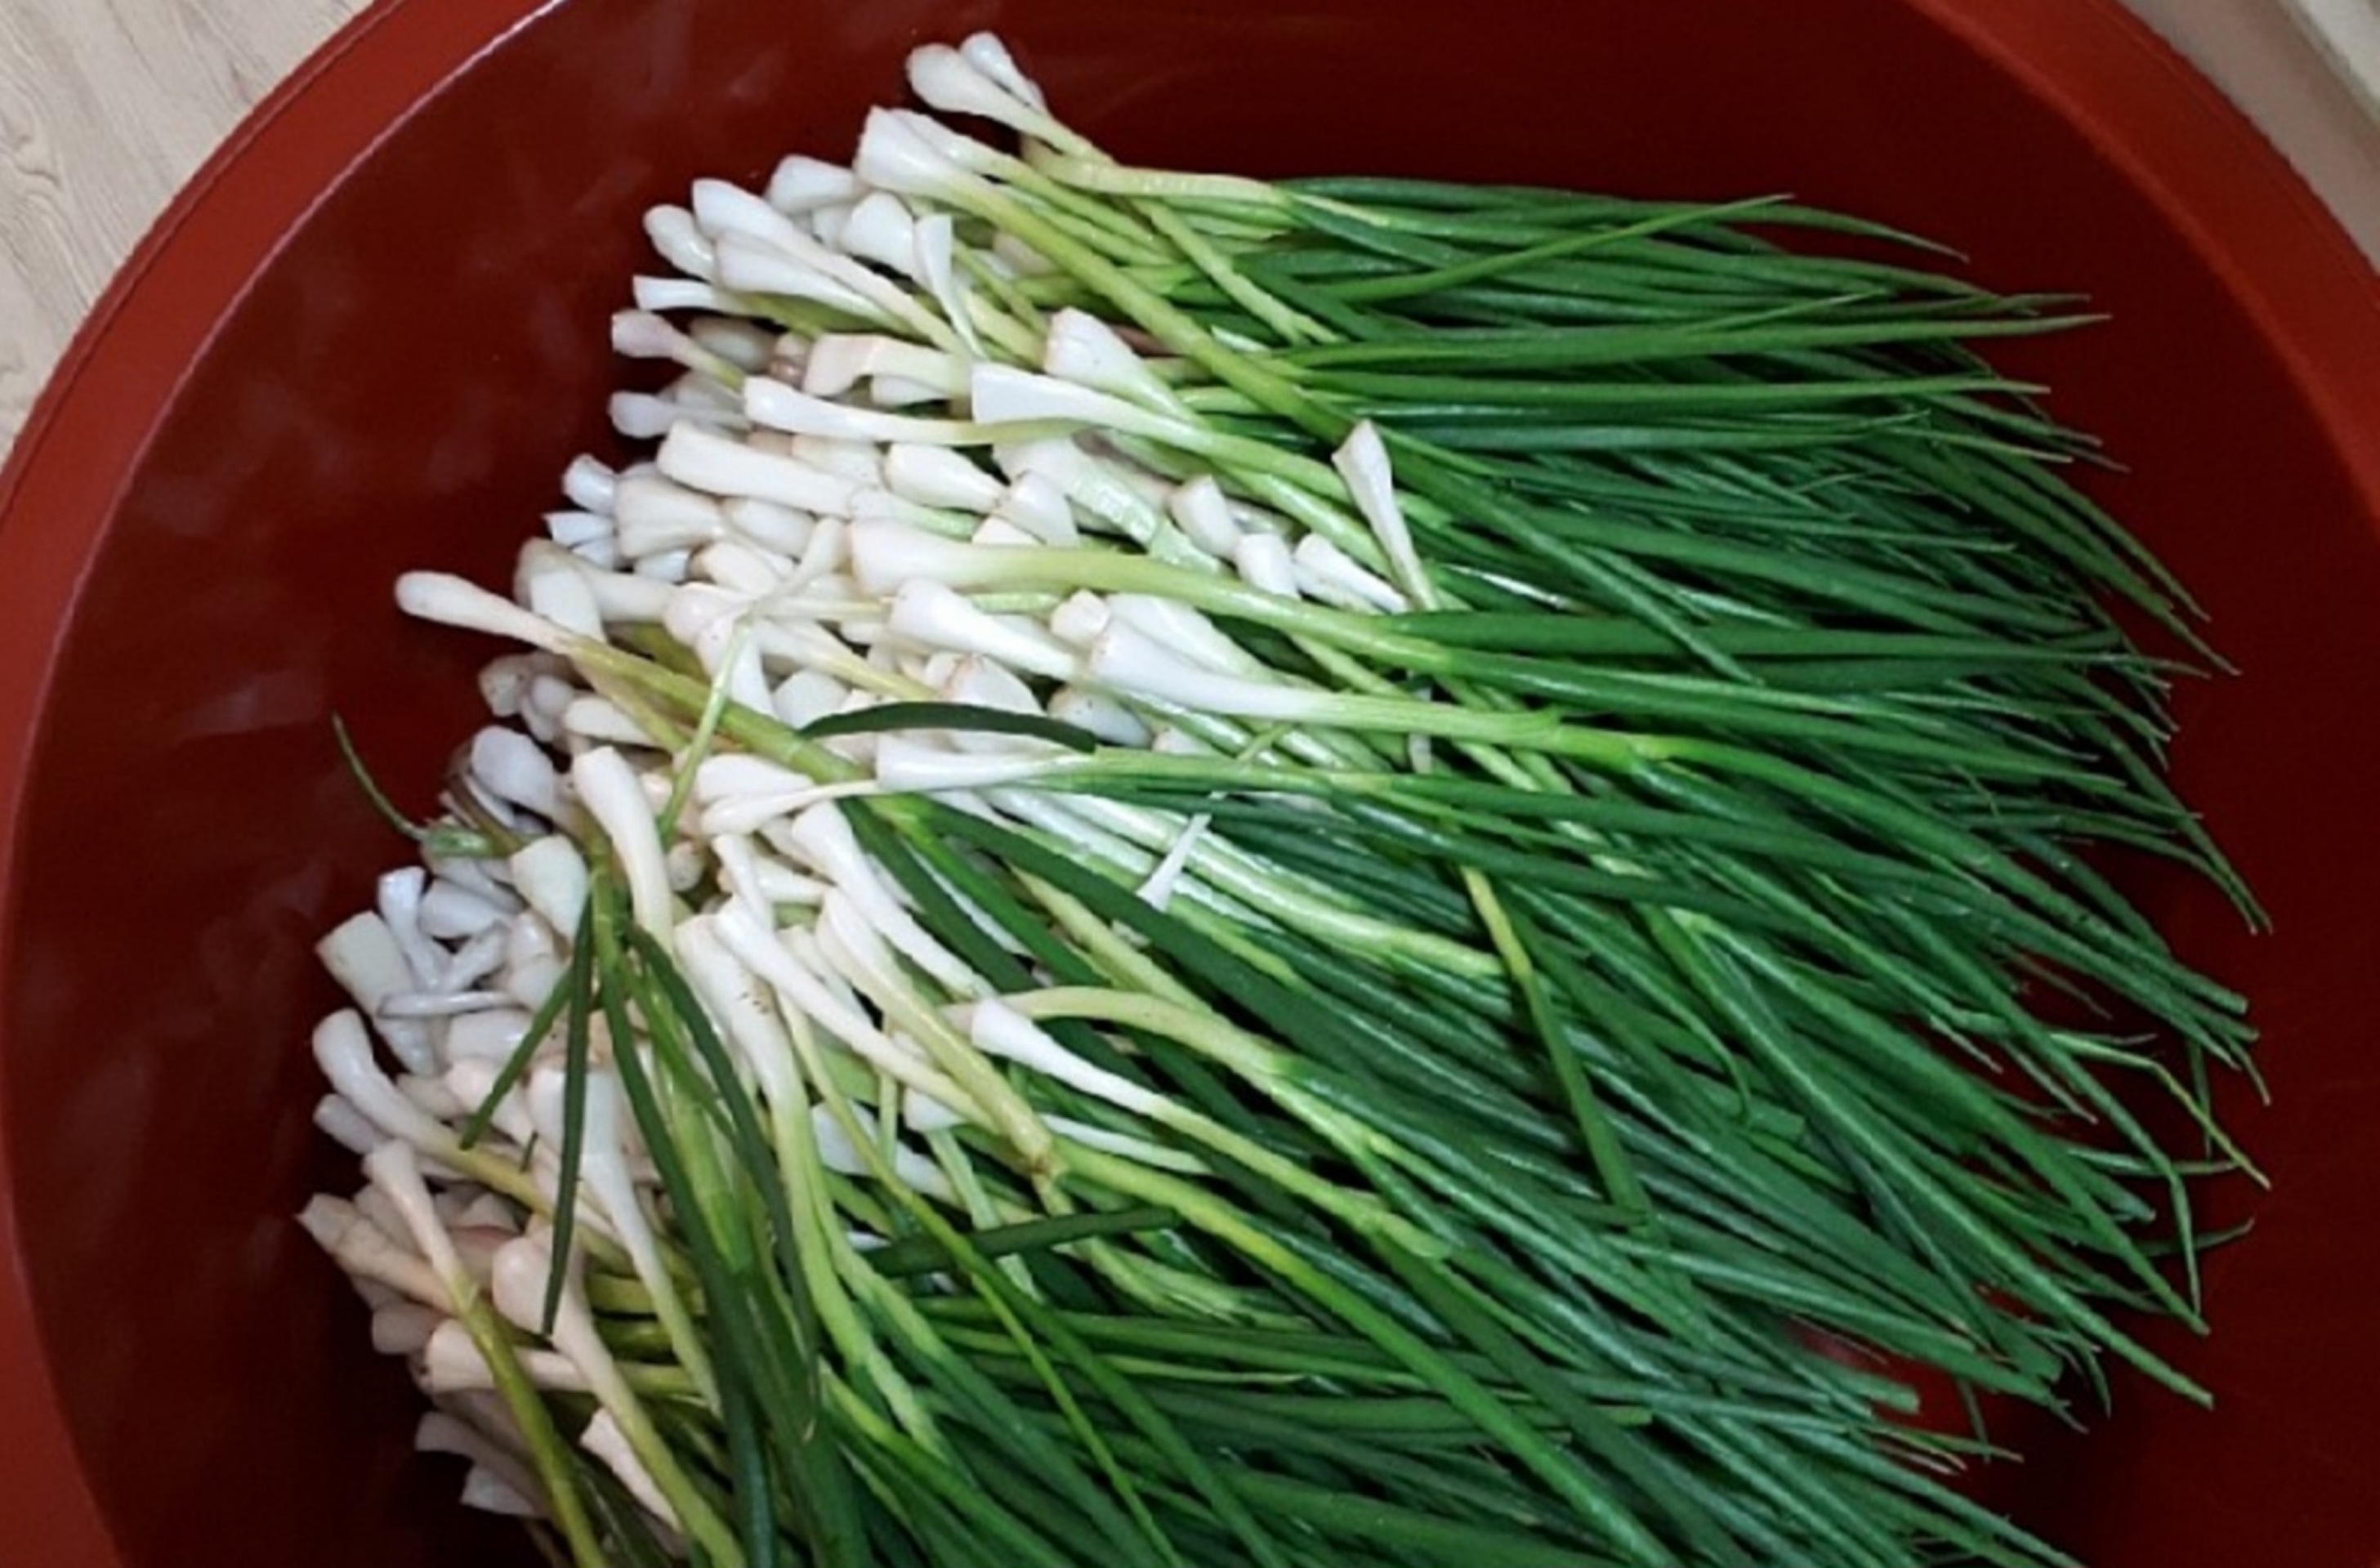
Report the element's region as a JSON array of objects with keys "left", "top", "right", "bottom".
[{"left": 301, "top": 33, "right": 2258, "bottom": 1568}]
